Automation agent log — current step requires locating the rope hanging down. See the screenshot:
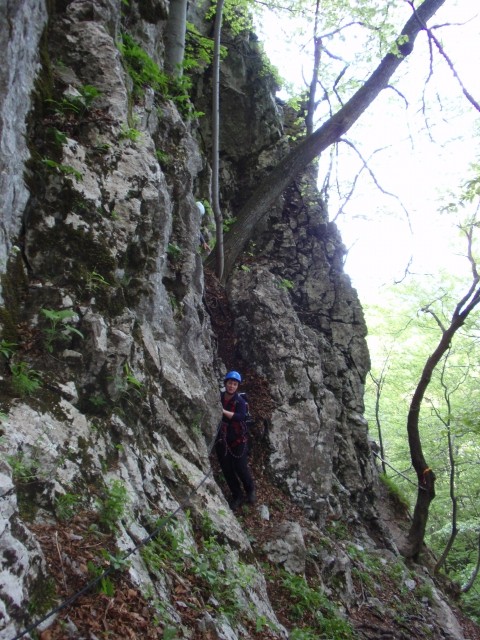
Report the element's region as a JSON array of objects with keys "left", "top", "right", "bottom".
[
  {"left": 9, "top": 422, "right": 222, "bottom": 640},
  {"left": 372, "top": 451, "right": 427, "bottom": 491}
]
